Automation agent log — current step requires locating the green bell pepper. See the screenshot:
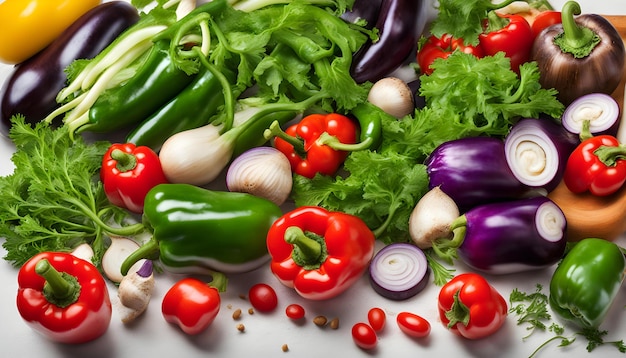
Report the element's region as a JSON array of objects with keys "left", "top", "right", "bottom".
[
  {"left": 120, "top": 183, "right": 283, "bottom": 275},
  {"left": 549, "top": 238, "right": 626, "bottom": 329}
]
